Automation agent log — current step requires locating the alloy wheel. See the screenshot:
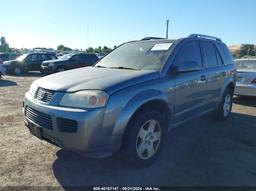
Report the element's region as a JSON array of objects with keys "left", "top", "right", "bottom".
[{"left": 135, "top": 119, "right": 162, "bottom": 160}]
